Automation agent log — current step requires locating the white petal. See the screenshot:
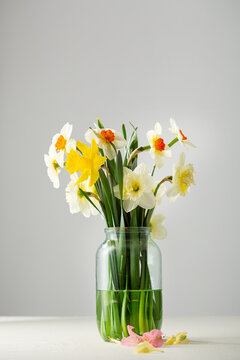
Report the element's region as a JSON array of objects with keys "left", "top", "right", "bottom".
[
  {"left": 44, "top": 154, "right": 51, "bottom": 167},
  {"left": 166, "top": 185, "right": 179, "bottom": 198},
  {"left": 84, "top": 128, "right": 96, "bottom": 144},
  {"left": 156, "top": 185, "right": 166, "bottom": 205},
  {"left": 150, "top": 213, "right": 167, "bottom": 240},
  {"left": 49, "top": 144, "right": 56, "bottom": 158},
  {"left": 169, "top": 118, "right": 178, "bottom": 134},
  {"left": 154, "top": 153, "right": 165, "bottom": 168},
  {"left": 70, "top": 173, "right": 79, "bottom": 182},
  {"left": 113, "top": 131, "right": 127, "bottom": 148},
  {"left": 113, "top": 185, "right": 120, "bottom": 199},
  {"left": 138, "top": 191, "right": 156, "bottom": 210},
  {"left": 47, "top": 168, "right": 59, "bottom": 188},
  {"left": 154, "top": 122, "right": 162, "bottom": 135},
  {"left": 103, "top": 144, "right": 116, "bottom": 160},
  {"left": 66, "top": 138, "right": 76, "bottom": 152},
  {"left": 123, "top": 167, "right": 133, "bottom": 177},
  {"left": 61, "top": 123, "right": 72, "bottom": 140},
  {"left": 166, "top": 187, "right": 179, "bottom": 202},
  {"left": 52, "top": 133, "right": 60, "bottom": 147},
  {"left": 163, "top": 149, "right": 172, "bottom": 158},
  {"left": 146, "top": 130, "right": 155, "bottom": 146},
  {"left": 185, "top": 140, "right": 197, "bottom": 148},
  {"left": 56, "top": 150, "right": 65, "bottom": 168},
  {"left": 134, "top": 163, "right": 149, "bottom": 176},
  {"left": 123, "top": 199, "right": 138, "bottom": 212},
  {"left": 141, "top": 173, "right": 156, "bottom": 190},
  {"left": 153, "top": 224, "right": 167, "bottom": 240}
]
